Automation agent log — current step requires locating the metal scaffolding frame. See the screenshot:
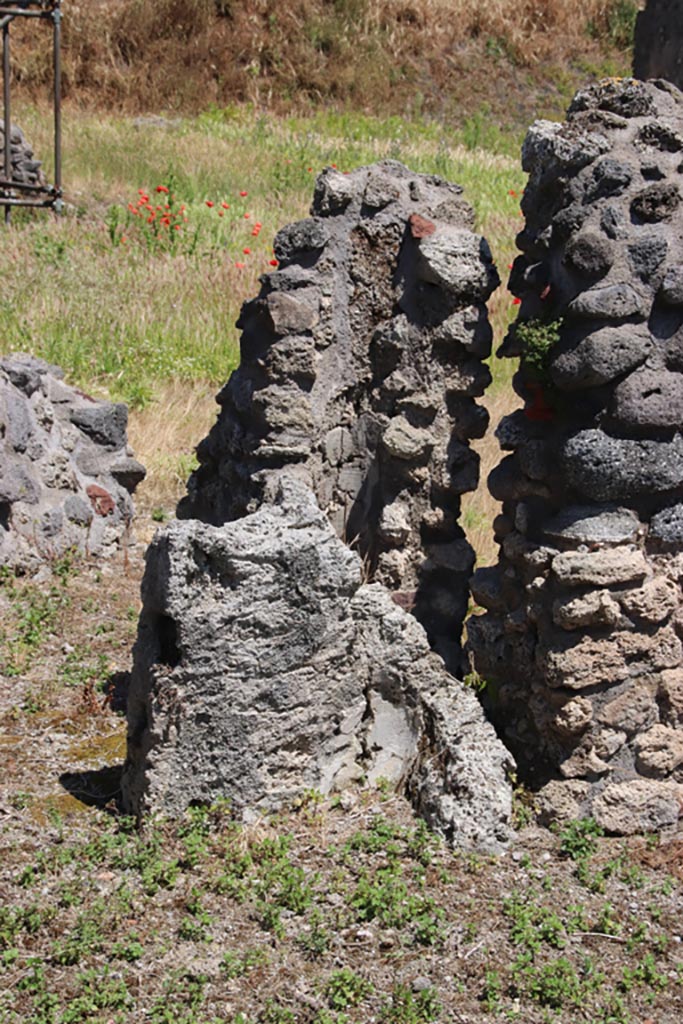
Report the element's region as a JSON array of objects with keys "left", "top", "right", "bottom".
[{"left": 0, "top": 0, "right": 61, "bottom": 224}]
